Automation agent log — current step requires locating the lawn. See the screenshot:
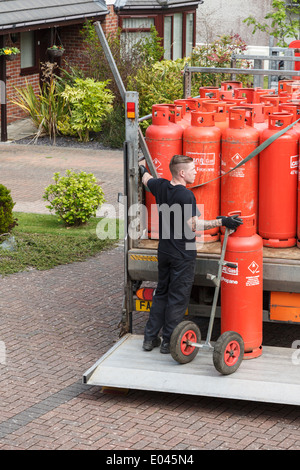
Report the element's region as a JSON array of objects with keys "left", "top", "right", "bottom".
[{"left": 0, "top": 212, "right": 123, "bottom": 276}]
